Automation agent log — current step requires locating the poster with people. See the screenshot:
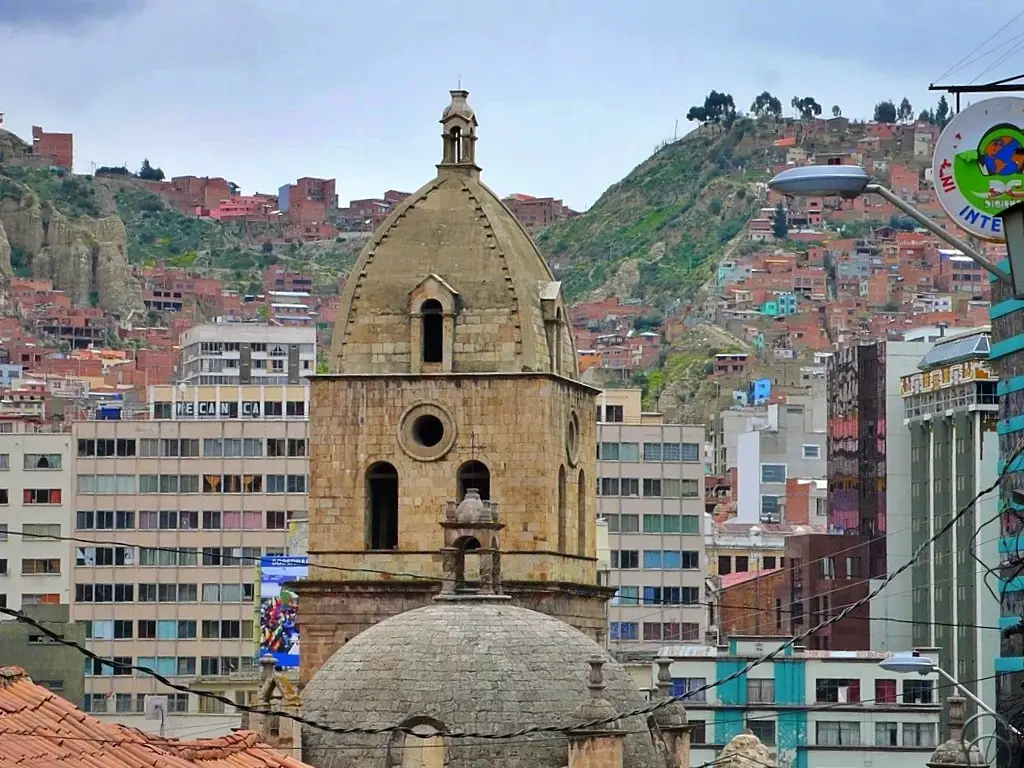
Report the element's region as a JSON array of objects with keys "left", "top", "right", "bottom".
[{"left": 258, "top": 556, "right": 308, "bottom": 668}]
